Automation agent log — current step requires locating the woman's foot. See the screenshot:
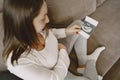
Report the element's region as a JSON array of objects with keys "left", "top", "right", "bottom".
[
  {"left": 77, "top": 65, "right": 86, "bottom": 74},
  {"left": 87, "top": 46, "right": 105, "bottom": 63},
  {"left": 77, "top": 67, "right": 85, "bottom": 74},
  {"left": 98, "top": 75, "right": 103, "bottom": 80}
]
